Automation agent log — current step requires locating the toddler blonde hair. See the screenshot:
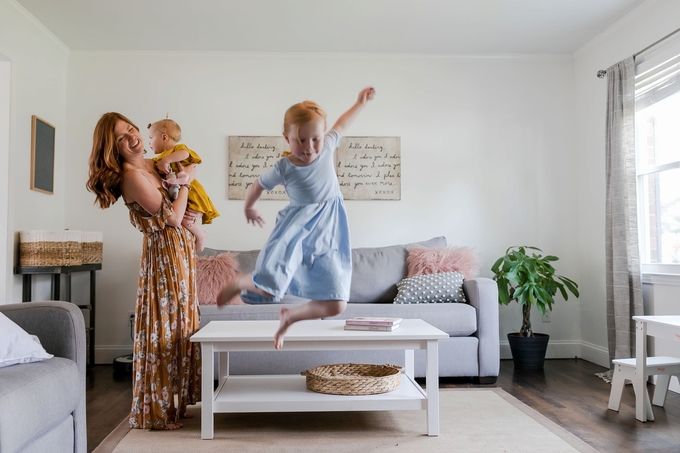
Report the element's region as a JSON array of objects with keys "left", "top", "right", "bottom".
[
  {"left": 283, "top": 101, "right": 327, "bottom": 139},
  {"left": 148, "top": 119, "right": 182, "bottom": 142}
]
